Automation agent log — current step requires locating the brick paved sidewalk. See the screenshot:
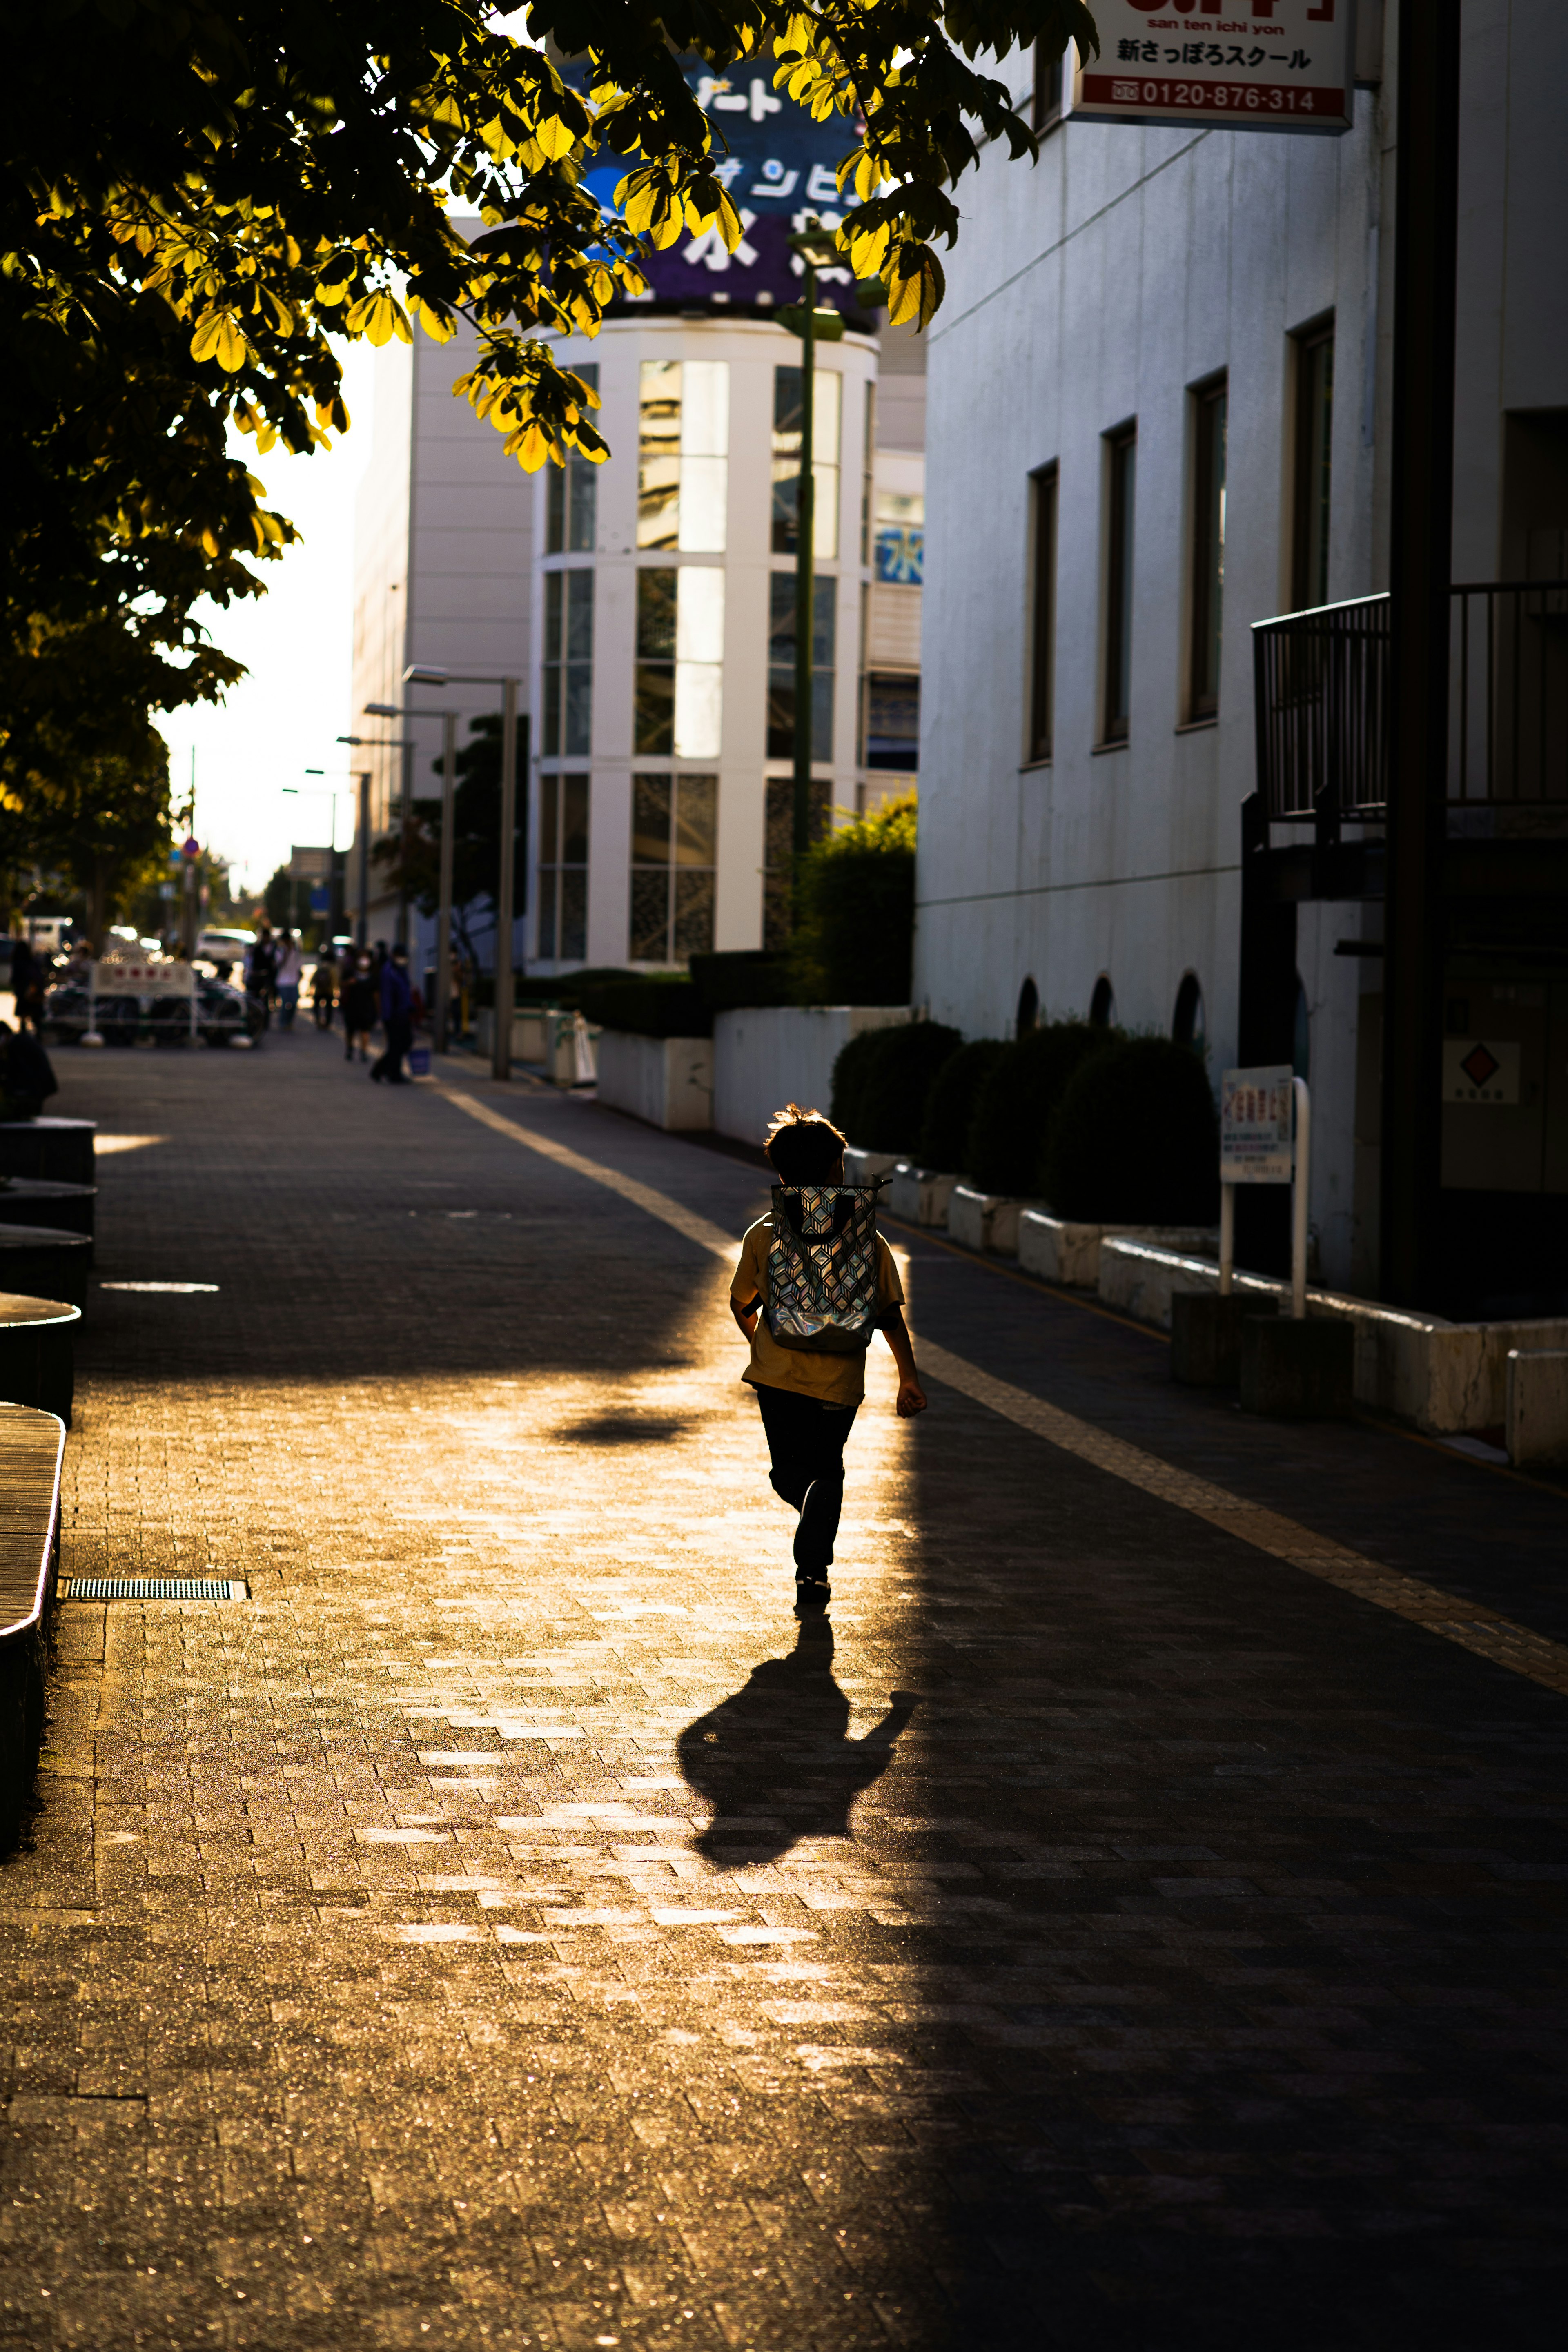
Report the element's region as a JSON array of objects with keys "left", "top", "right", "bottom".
[{"left": 0, "top": 1029, "right": 1564, "bottom": 2350}]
